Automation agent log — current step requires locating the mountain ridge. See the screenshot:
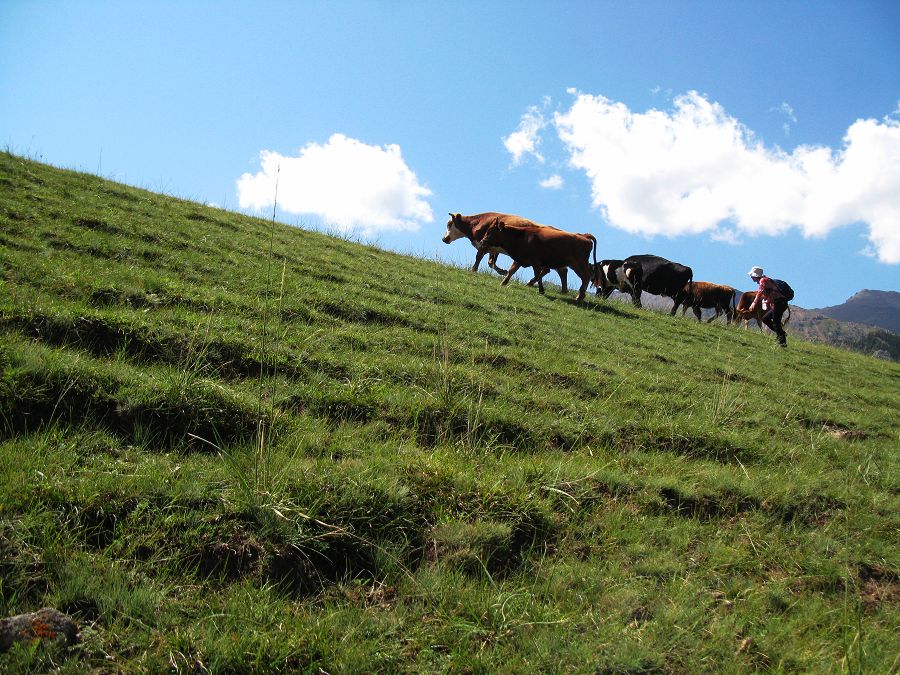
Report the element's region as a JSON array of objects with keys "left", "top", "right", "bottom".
[{"left": 811, "top": 289, "right": 900, "bottom": 333}]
